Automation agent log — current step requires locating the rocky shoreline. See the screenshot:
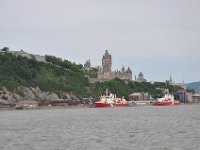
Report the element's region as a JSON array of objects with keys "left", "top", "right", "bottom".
[{"left": 0, "top": 86, "right": 80, "bottom": 109}]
